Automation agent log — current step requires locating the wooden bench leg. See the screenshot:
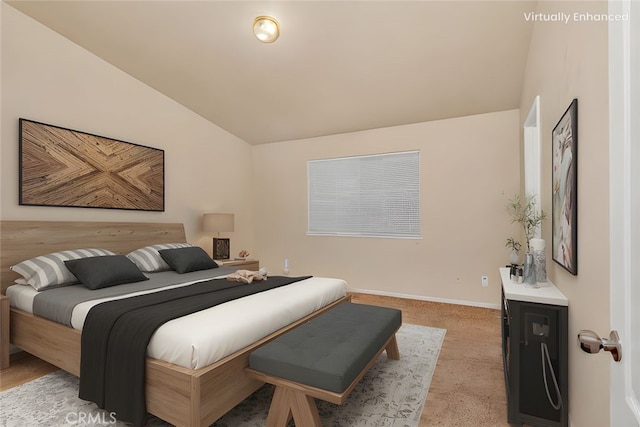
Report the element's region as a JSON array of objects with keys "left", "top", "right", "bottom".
[
  {"left": 289, "top": 388, "right": 322, "bottom": 427},
  {"left": 266, "top": 386, "right": 322, "bottom": 427},
  {"left": 386, "top": 334, "right": 400, "bottom": 360},
  {"left": 266, "top": 386, "right": 293, "bottom": 427}
]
